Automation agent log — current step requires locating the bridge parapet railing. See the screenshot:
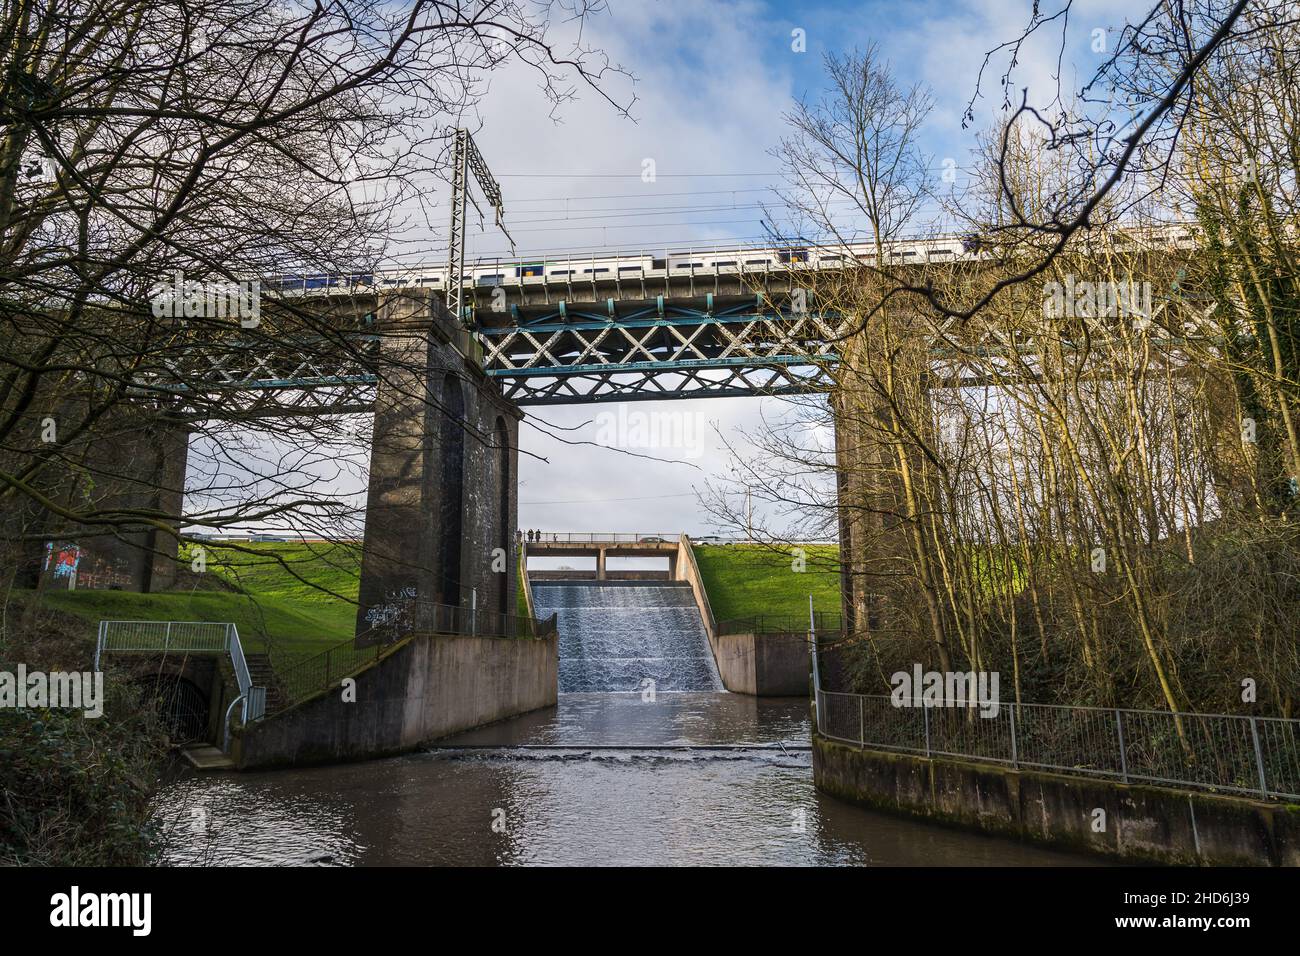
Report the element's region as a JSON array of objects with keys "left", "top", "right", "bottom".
[
  {"left": 815, "top": 689, "right": 1300, "bottom": 802},
  {"left": 524, "top": 532, "right": 679, "bottom": 545}
]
